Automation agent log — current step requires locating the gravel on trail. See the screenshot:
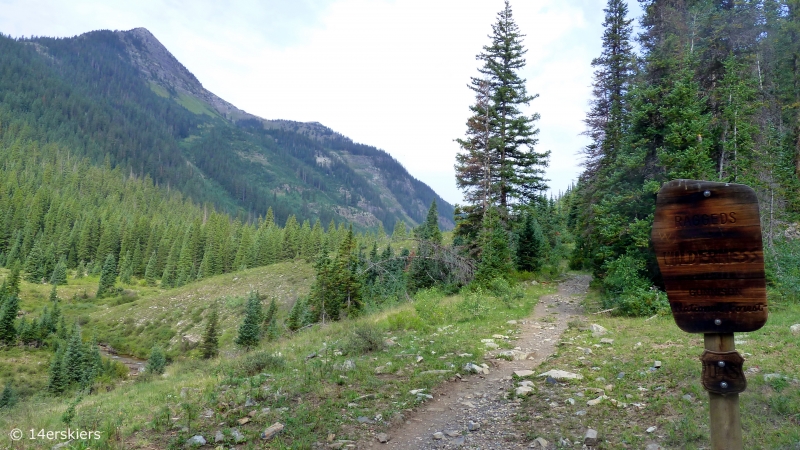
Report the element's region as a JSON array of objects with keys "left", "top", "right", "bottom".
[{"left": 367, "top": 274, "right": 591, "bottom": 450}]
